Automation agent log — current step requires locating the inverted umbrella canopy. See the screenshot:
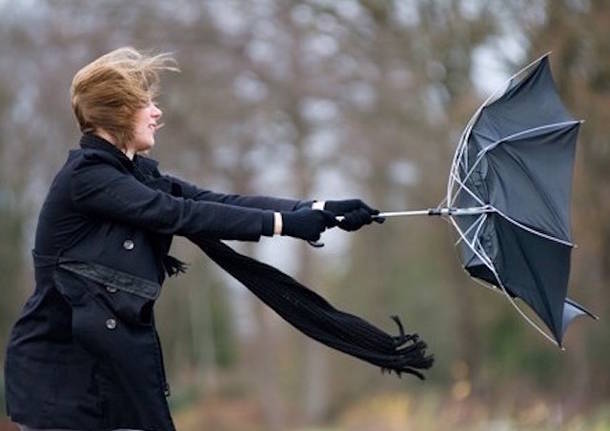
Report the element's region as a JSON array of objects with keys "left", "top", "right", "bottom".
[
  {"left": 341, "top": 54, "right": 597, "bottom": 347},
  {"left": 446, "top": 53, "right": 596, "bottom": 346}
]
